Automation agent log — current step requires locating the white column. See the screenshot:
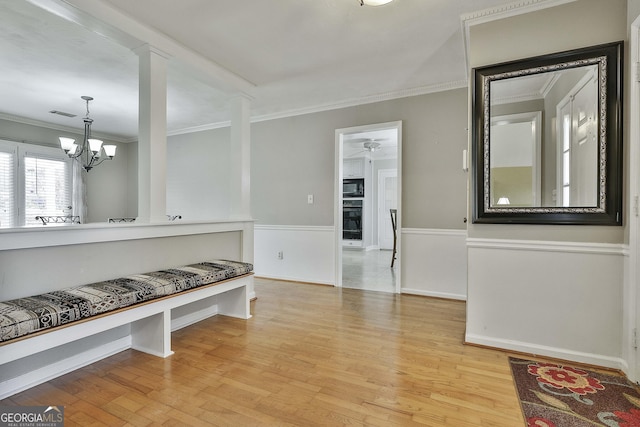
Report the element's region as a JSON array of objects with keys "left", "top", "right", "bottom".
[
  {"left": 229, "top": 95, "right": 252, "bottom": 219},
  {"left": 135, "top": 45, "right": 169, "bottom": 223}
]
